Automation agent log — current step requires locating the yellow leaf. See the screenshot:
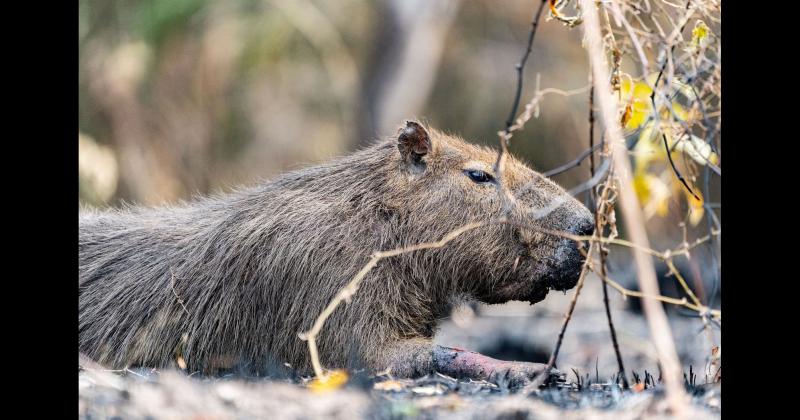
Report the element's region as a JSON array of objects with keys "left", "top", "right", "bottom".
[
  {"left": 621, "top": 78, "right": 653, "bottom": 100},
  {"left": 671, "top": 103, "right": 689, "bottom": 121},
  {"left": 548, "top": 0, "right": 560, "bottom": 17},
  {"left": 620, "top": 79, "right": 653, "bottom": 130},
  {"left": 627, "top": 98, "right": 651, "bottom": 129},
  {"left": 633, "top": 122, "right": 662, "bottom": 172},
  {"left": 663, "top": 168, "right": 705, "bottom": 226},
  {"left": 634, "top": 171, "right": 671, "bottom": 220},
  {"left": 308, "top": 369, "right": 349, "bottom": 393},
  {"left": 633, "top": 172, "right": 652, "bottom": 205},
  {"left": 693, "top": 21, "right": 709, "bottom": 42},
  {"left": 689, "top": 21, "right": 711, "bottom": 52},
  {"left": 685, "top": 186, "right": 705, "bottom": 226}
]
